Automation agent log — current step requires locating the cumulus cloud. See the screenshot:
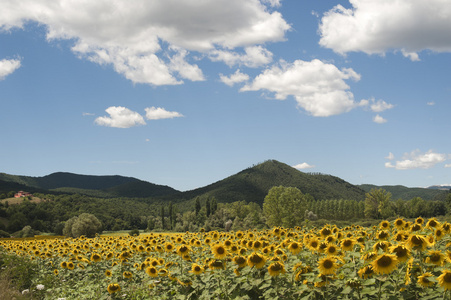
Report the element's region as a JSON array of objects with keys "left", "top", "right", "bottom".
[
  {"left": 241, "top": 59, "right": 361, "bottom": 117},
  {"left": 220, "top": 69, "right": 250, "bottom": 87},
  {"left": 373, "top": 114, "right": 387, "bottom": 124},
  {"left": 385, "top": 149, "right": 448, "bottom": 170},
  {"left": 368, "top": 99, "right": 394, "bottom": 113},
  {"left": 95, "top": 106, "right": 146, "bottom": 128},
  {"left": 0, "top": 58, "right": 21, "bottom": 80},
  {"left": 145, "top": 107, "right": 183, "bottom": 120},
  {"left": 319, "top": 0, "right": 451, "bottom": 60},
  {"left": 427, "top": 102, "right": 435, "bottom": 106},
  {"left": 292, "top": 162, "right": 315, "bottom": 170},
  {"left": 445, "top": 164, "right": 451, "bottom": 168},
  {"left": 0, "top": 0, "right": 289, "bottom": 86},
  {"left": 385, "top": 152, "right": 395, "bottom": 160},
  {"left": 209, "top": 46, "right": 273, "bottom": 68}
]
